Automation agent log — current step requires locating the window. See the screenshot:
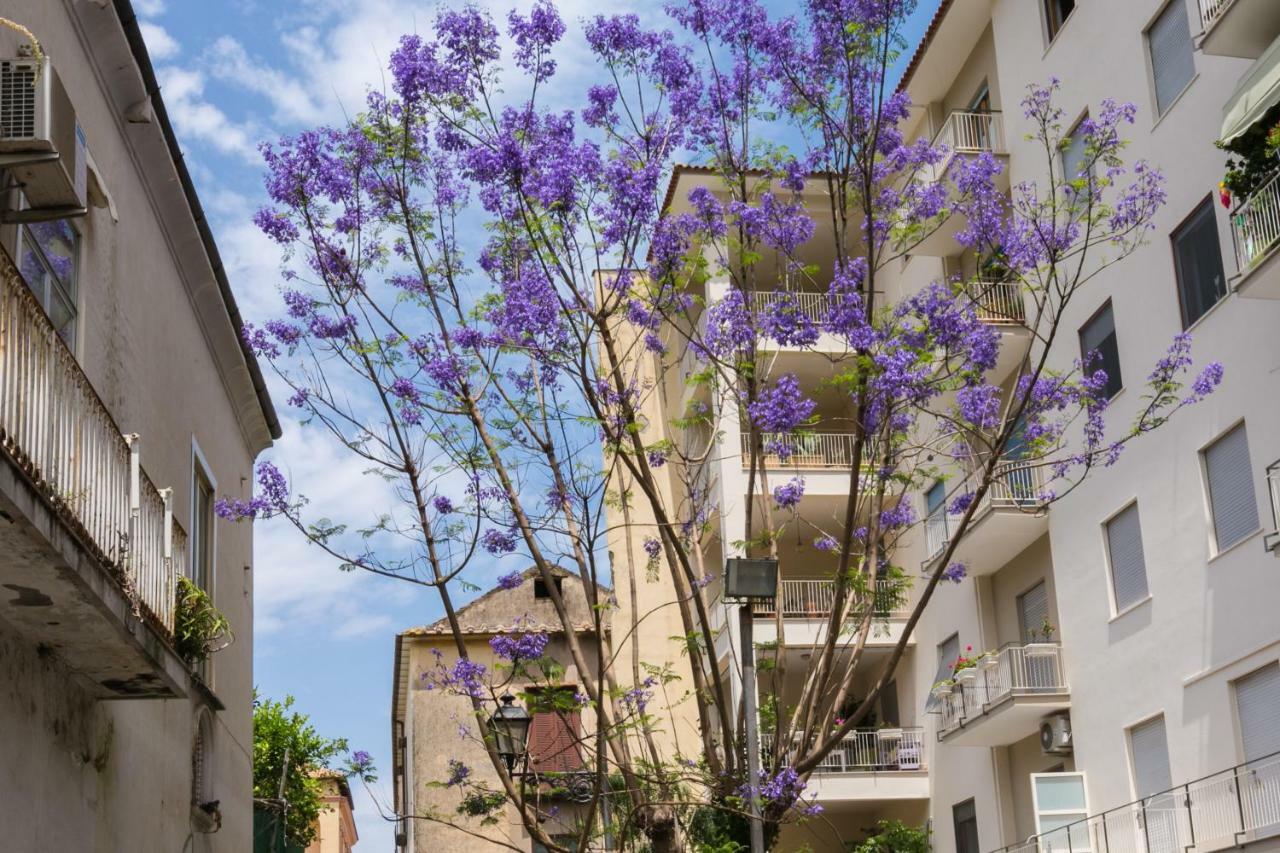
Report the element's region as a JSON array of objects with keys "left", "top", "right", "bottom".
[
  {"left": 528, "top": 688, "right": 583, "bottom": 773},
  {"left": 1079, "top": 301, "right": 1122, "bottom": 399},
  {"left": 1129, "top": 716, "right": 1172, "bottom": 797},
  {"left": 879, "top": 680, "right": 900, "bottom": 727},
  {"left": 533, "top": 575, "right": 563, "bottom": 599},
  {"left": 1018, "top": 580, "right": 1050, "bottom": 644},
  {"left": 1044, "top": 0, "right": 1076, "bottom": 41},
  {"left": 1203, "top": 424, "right": 1260, "bottom": 552},
  {"left": 1105, "top": 503, "right": 1149, "bottom": 612},
  {"left": 1031, "top": 773, "right": 1090, "bottom": 851},
  {"left": 192, "top": 461, "right": 215, "bottom": 593},
  {"left": 1172, "top": 199, "right": 1226, "bottom": 328},
  {"left": 1234, "top": 663, "right": 1280, "bottom": 764},
  {"left": 926, "top": 634, "right": 961, "bottom": 712},
  {"left": 953, "top": 799, "right": 980, "bottom": 853},
  {"left": 17, "top": 219, "right": 79, "bottom": 348},
  {"left": 1147, "top": 0, "right": 1195, "bottom": 115},
  {"left": 1062, "top": 116, "right": 1091, "bottom": 187}
]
